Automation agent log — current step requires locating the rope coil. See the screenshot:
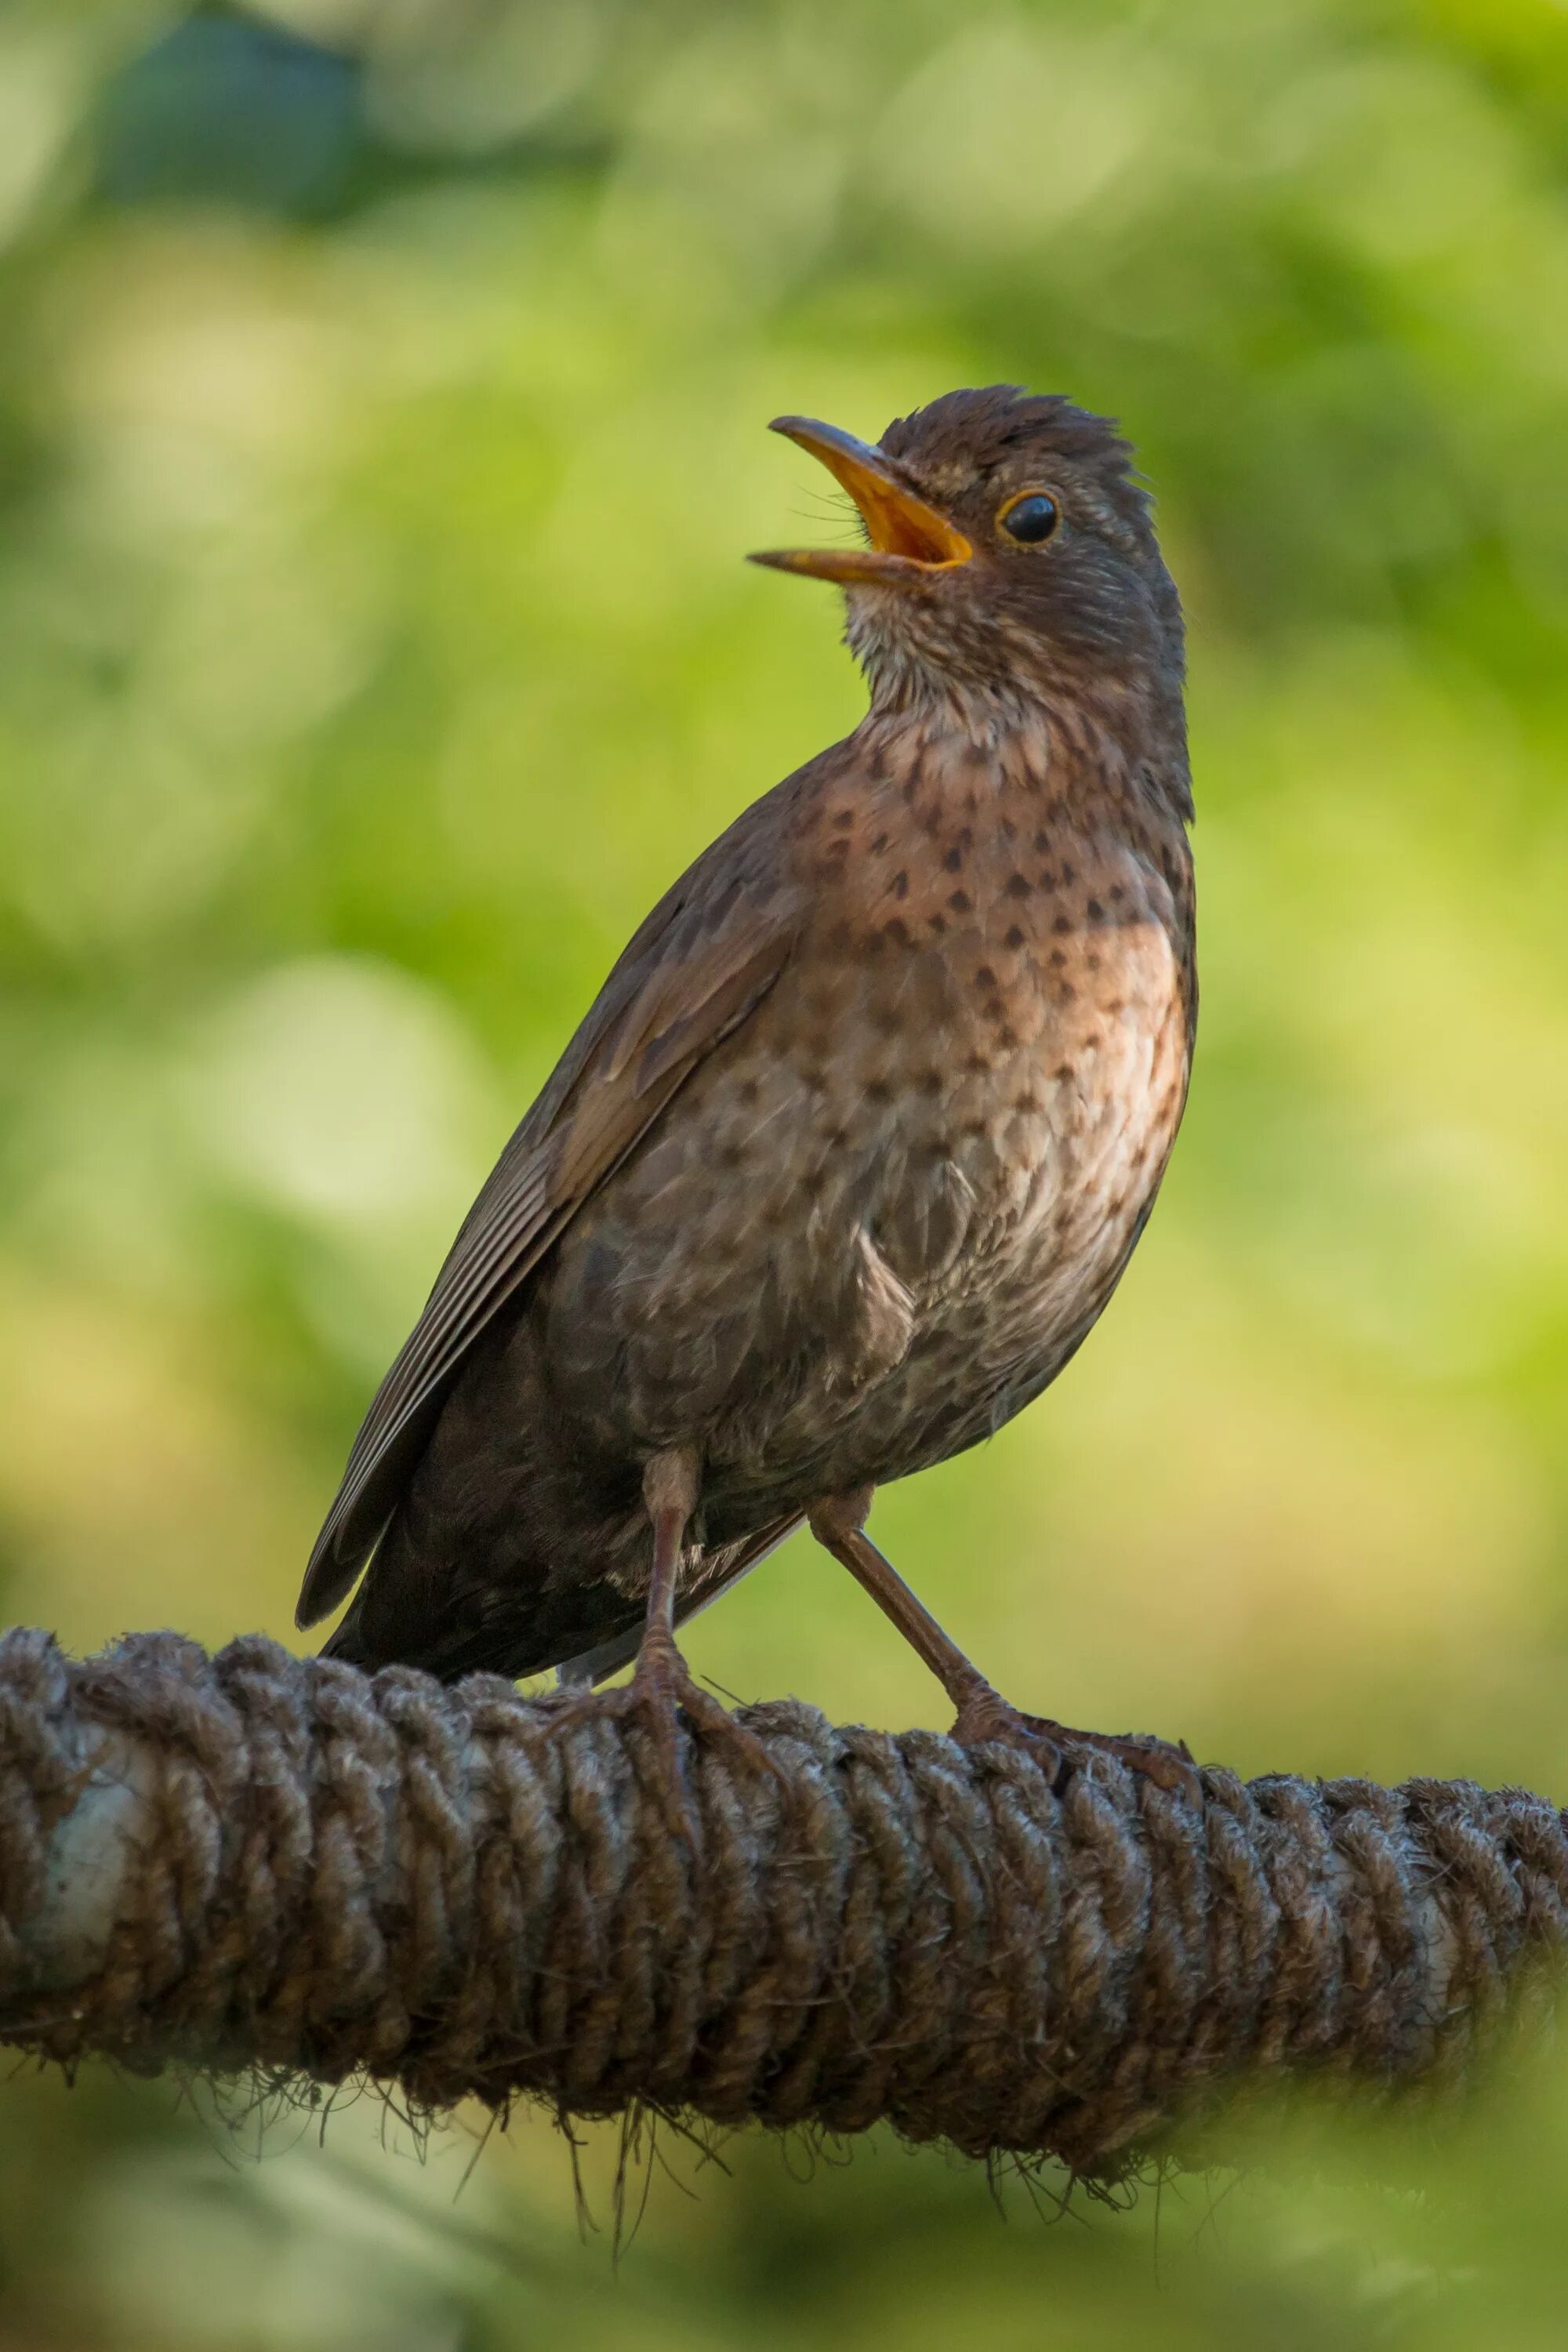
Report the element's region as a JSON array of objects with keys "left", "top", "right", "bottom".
[{"left": 0, "top": 1627, "right": 1562, "bottom": 2173}]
